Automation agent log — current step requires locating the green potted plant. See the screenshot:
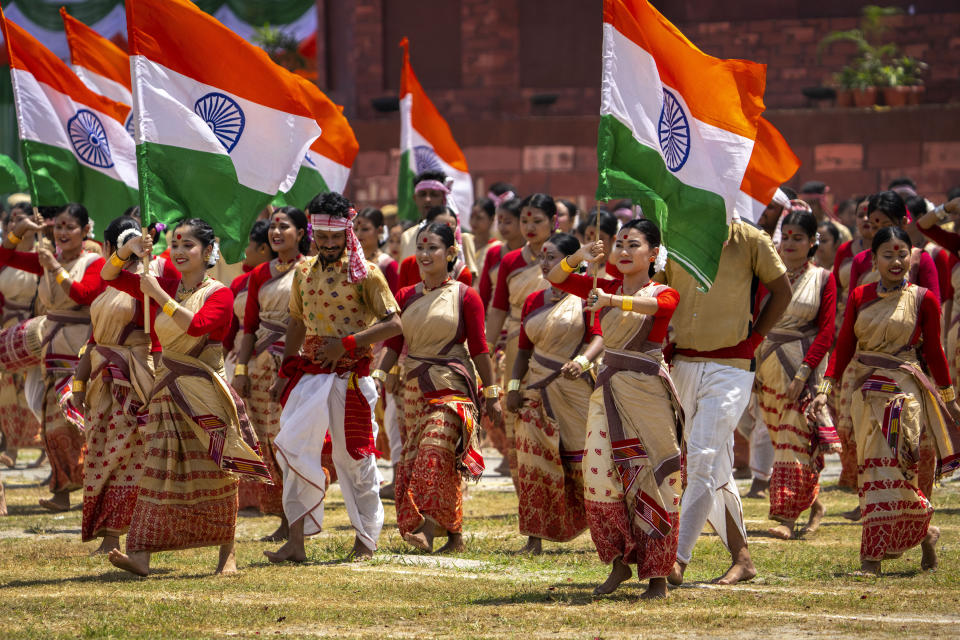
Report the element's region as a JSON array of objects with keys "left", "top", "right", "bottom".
[{"left": 900, "top": 56, "right": 928, "bottom": 105}]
